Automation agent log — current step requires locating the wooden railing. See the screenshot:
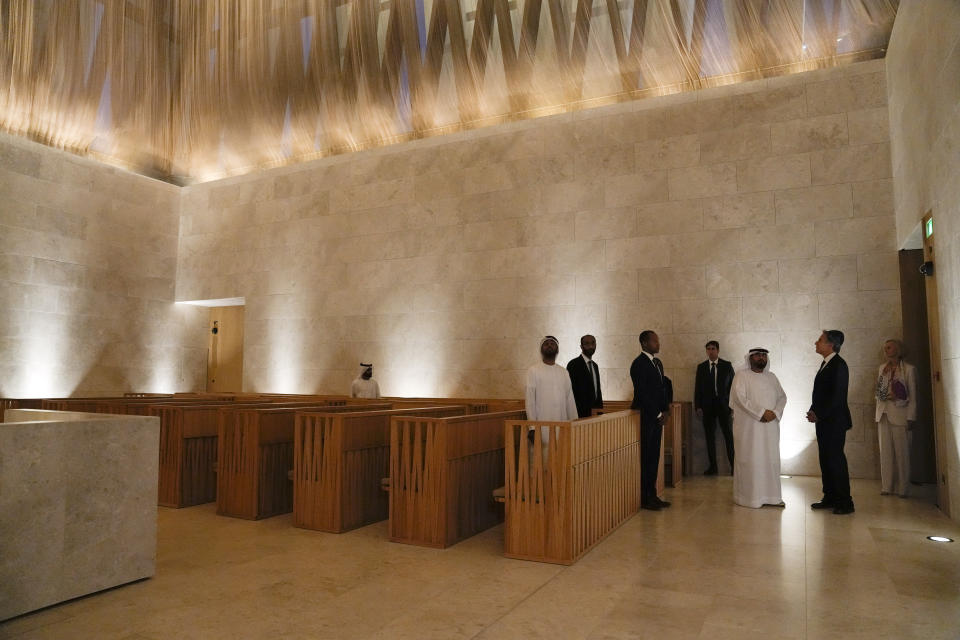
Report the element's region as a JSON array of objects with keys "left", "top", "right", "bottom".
[
  {"left": 386, "top": 397, "right": 524, "bottom": 414},
  {"left": 217, "top": 402, "right": 392, "bottom": 520},
  {"left": 293, "top": 405, "right": 466, "bottom": 533},
  {"left": 503, "top": 410, "right": 641, "bottom": 565},
  {"left": 389, "top": 409, "right": 526, "bottom": 548}
]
